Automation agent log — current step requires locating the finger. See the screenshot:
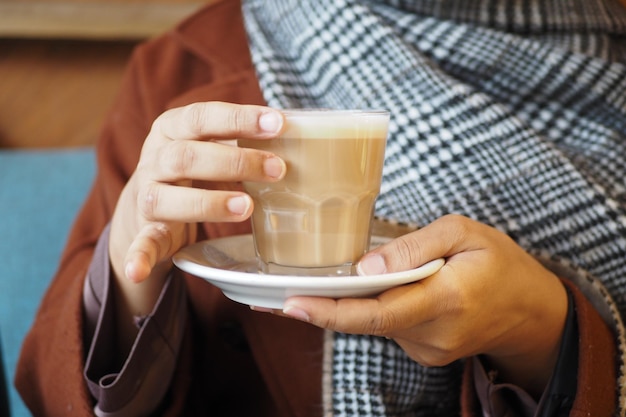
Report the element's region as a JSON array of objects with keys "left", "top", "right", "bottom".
[
  {"left": 281, "top": 294, "right": 451, "bottom": 367},
  {"left": 282, "top": 297, "right": 385, "bottom": 334},
  {"left": 155, "top": 102, "right": 284, "bottom": 142},
  {"left": 124, "top": 223, "right": 174, "bottom": 283},
  {"left": 147, "top": 139, "right": 286, "bottom": 183},
  {"left": 283, "top": 280, "right": 443, "bottom": 336},
  {"left": 137, "top": 183, "right": 254, "bottom": 223},
  {"left": 358, "top": 214, "right": 487, "bottom": 275}
]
